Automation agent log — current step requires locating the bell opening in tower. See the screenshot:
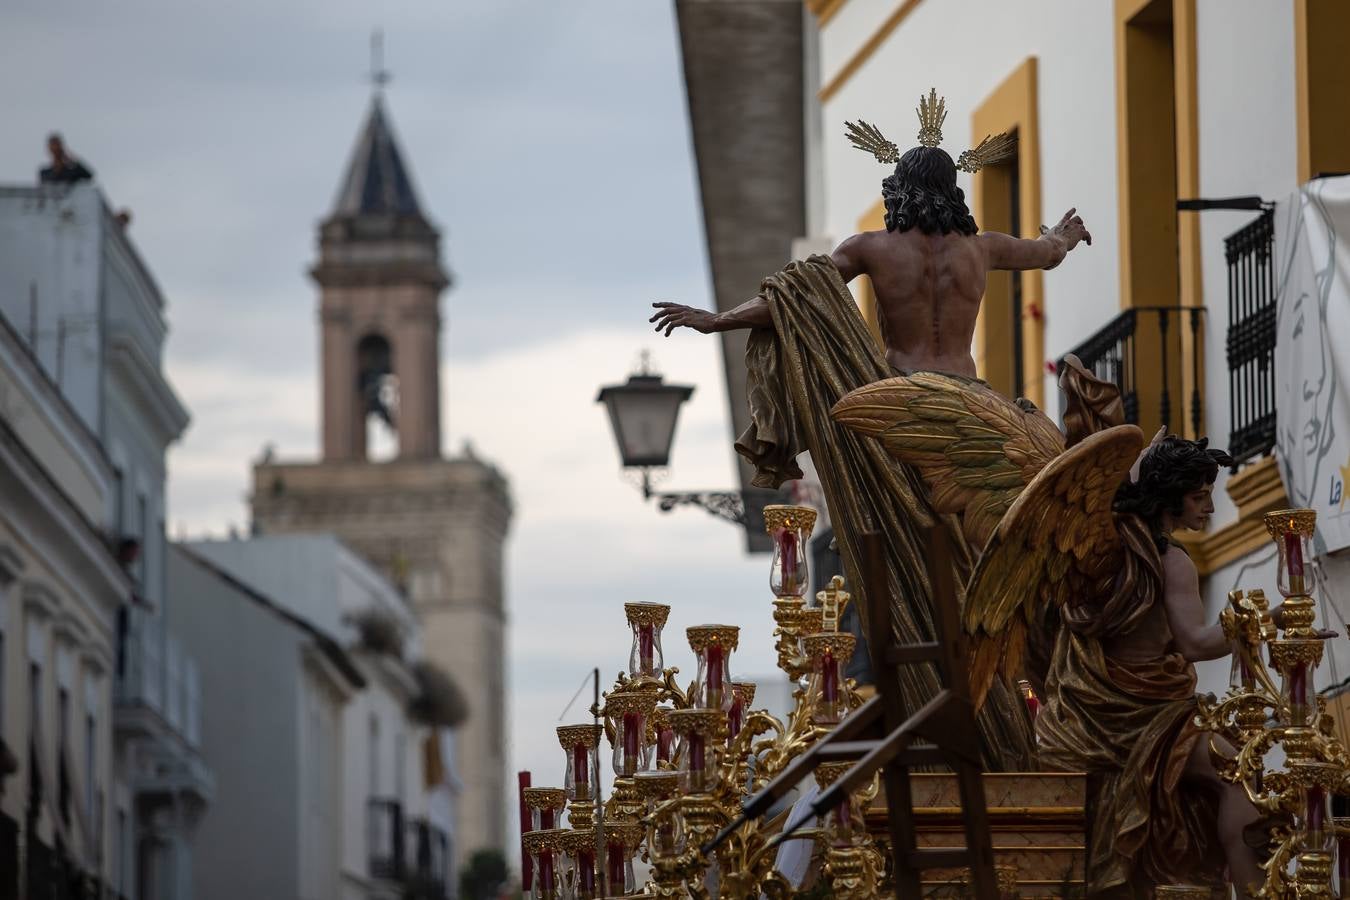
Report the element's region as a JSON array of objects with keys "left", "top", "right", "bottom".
[{"left": 357, "top": 332, "right": 400, "bottom": 461}]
